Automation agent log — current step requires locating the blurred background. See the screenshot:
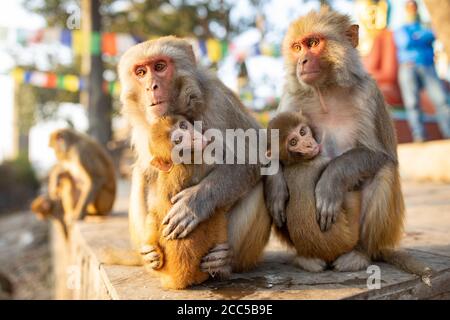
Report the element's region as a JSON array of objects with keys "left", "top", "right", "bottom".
[{"left": 0, "top": 0, "right": 449, "bottom": 299}]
